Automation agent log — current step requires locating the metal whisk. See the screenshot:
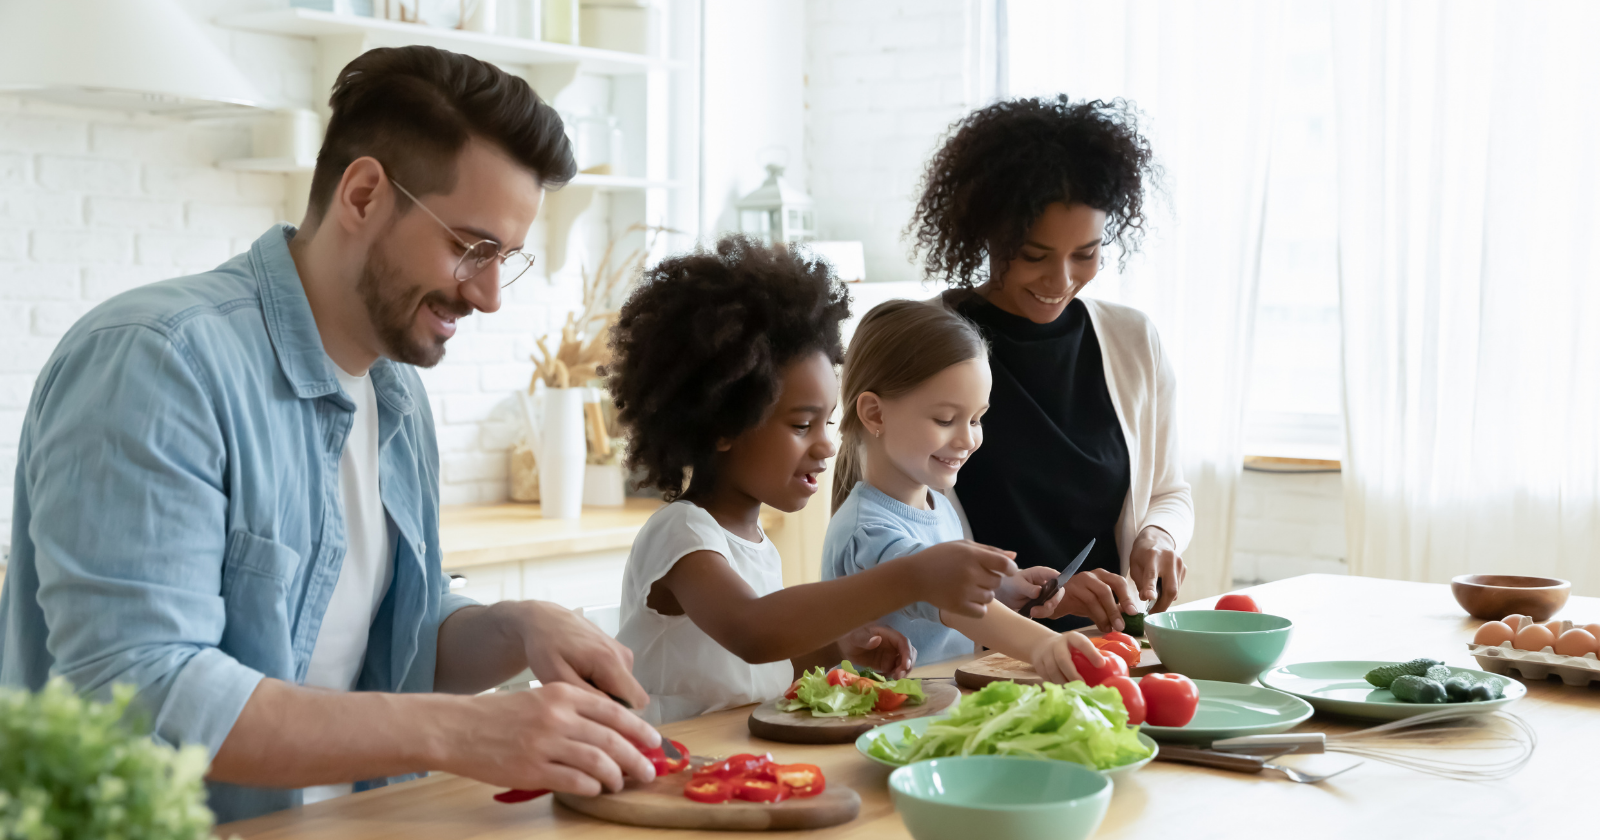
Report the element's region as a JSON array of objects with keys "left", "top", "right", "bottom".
[{"left": 1212, "top": 708, "right": 1537, "bottom": 781}]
